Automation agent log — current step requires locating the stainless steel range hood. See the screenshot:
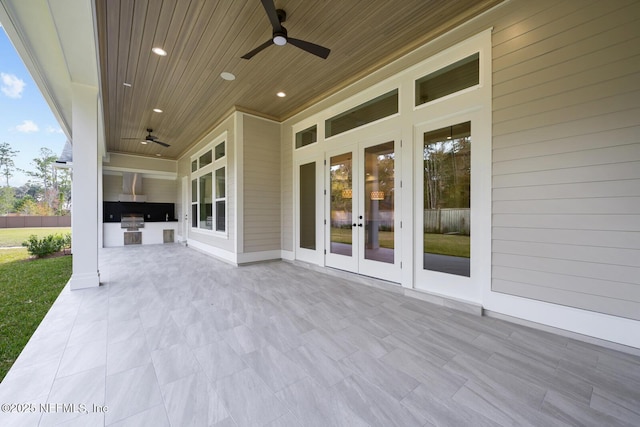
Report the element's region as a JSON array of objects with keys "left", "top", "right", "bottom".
[{"left": 118, "top": 172, "right": 147, "bottom": 202}]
